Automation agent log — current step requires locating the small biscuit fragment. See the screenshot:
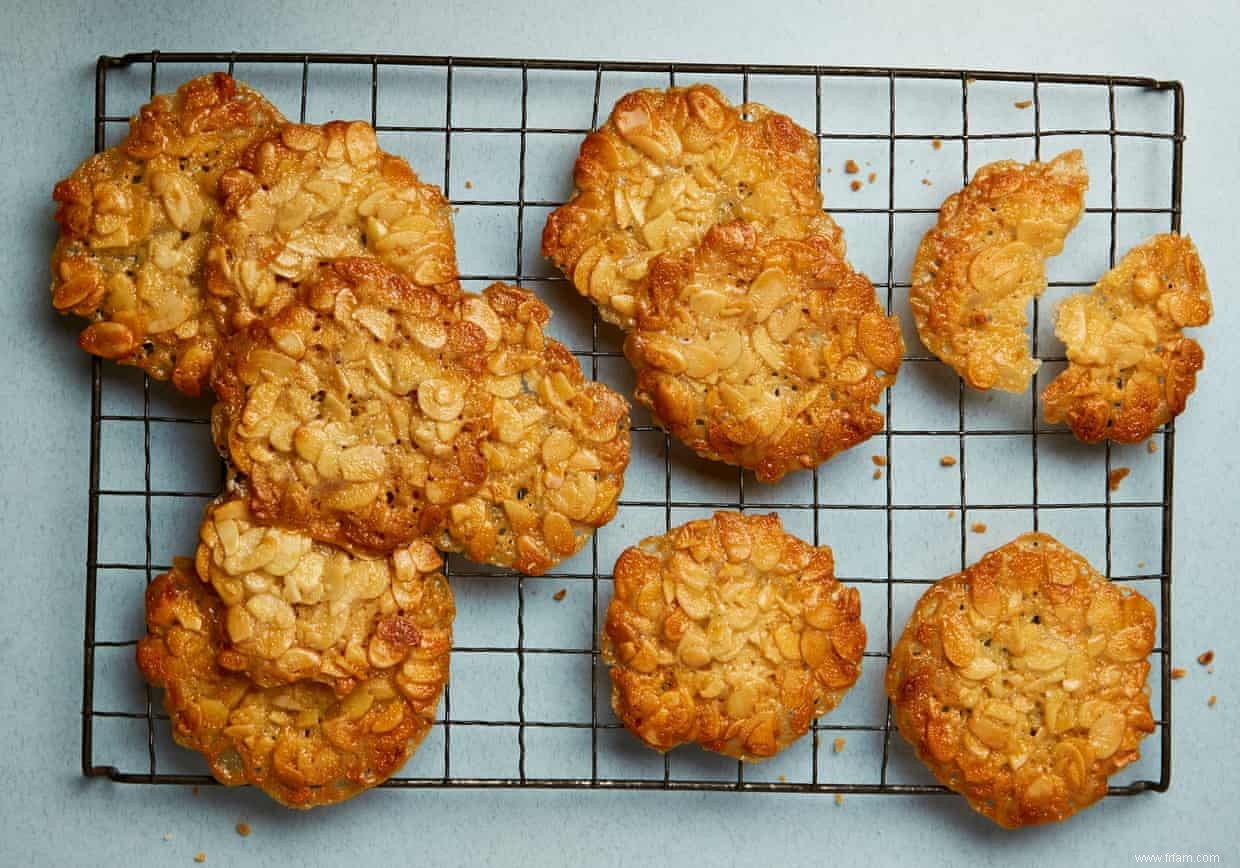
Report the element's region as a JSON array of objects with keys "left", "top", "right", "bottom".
[
  {"left": 212, "top": 257, "right": 487, "bottom": 555},
  {"left": 435, "top": 283, "right": 630, "bottom": 575},
  {"left": 624, "top": 220, "right": 902, "bottom": 481},
  {"left": 208, "top": 119, "right": 459, "bottom": 331},
  {"left": 51, "top": 73, "right": 284, "bottom": 394},
  {"left": 195, "top": 495, "right": 453, "bottom": 690},
  {"left": 602, "top": 512, "right": 866, "bottom": 761},
  {"left": 1042, "top": 234, "right": 1211, "bottom": 443},
  {"left": 910, "top": 150, "right": 1088, "bottom": 392},
  {"left": 886, "top": 532, "right": 1156, "bottom": 828},
  {"left": 136, "top": 560, "right": 451, "bottom": 808},
  {"left": 542, "top": 84, "right": 843, "bottom": 329}
]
